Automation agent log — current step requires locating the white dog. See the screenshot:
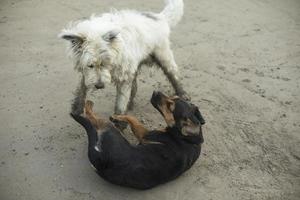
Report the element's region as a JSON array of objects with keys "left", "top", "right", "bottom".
[{"left": 60, "top": 0, "right": 188, "bottom": 115}]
